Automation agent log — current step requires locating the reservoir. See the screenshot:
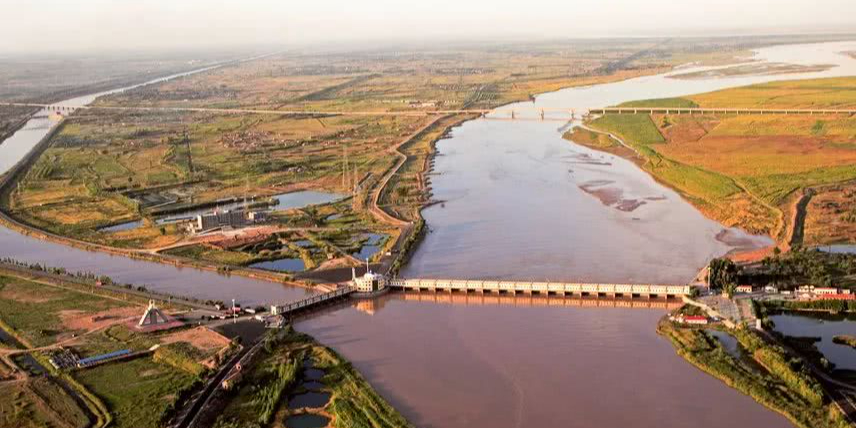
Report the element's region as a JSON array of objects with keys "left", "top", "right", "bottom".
[
  {"left": 300, "top": 41, "right": 856, "bottom": 428},
  {"left": 2, "top": 41, "right": 856, "bottom": 427},
  {"left": 770, "top": 313, "right": 856, "bottom": 371}
]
